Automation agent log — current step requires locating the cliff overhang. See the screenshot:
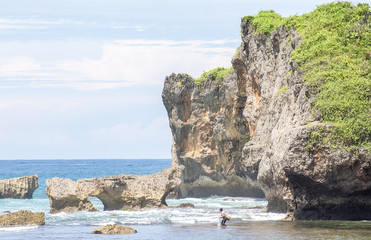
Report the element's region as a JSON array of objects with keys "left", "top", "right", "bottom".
[{"left": 162, "top": 2, "right": 371, "bottom": 220}]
